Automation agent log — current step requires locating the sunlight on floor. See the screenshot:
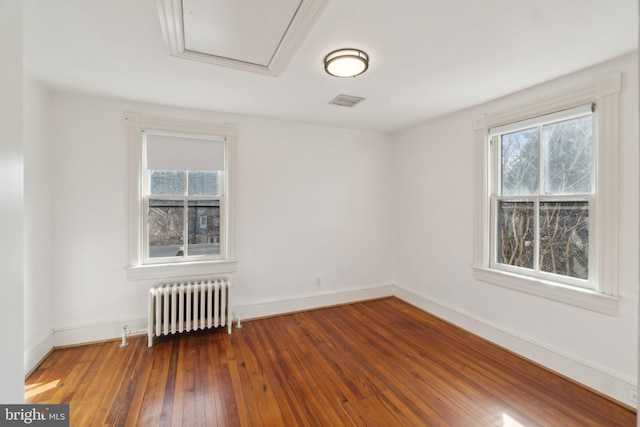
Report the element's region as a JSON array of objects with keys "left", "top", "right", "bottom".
[
  {"left": 25, "top": 380, "right": 60, "bottom": 399},
  {"left": 503, "top": 413, "right": 525, "bottom": 427}
]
